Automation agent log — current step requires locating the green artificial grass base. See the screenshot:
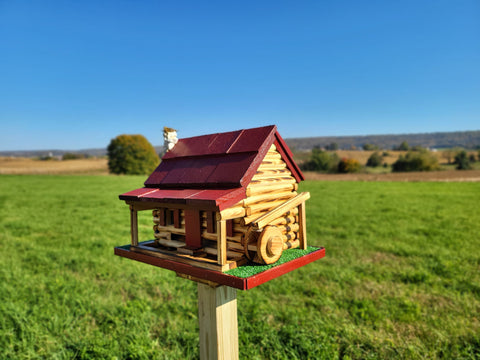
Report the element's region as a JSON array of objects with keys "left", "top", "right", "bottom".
[
  {"left": 119, "top": 243, "right": 319, "bottom": 279},
  {"left": 225, "top": 246, "right": 319, "bottom": 278}
]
